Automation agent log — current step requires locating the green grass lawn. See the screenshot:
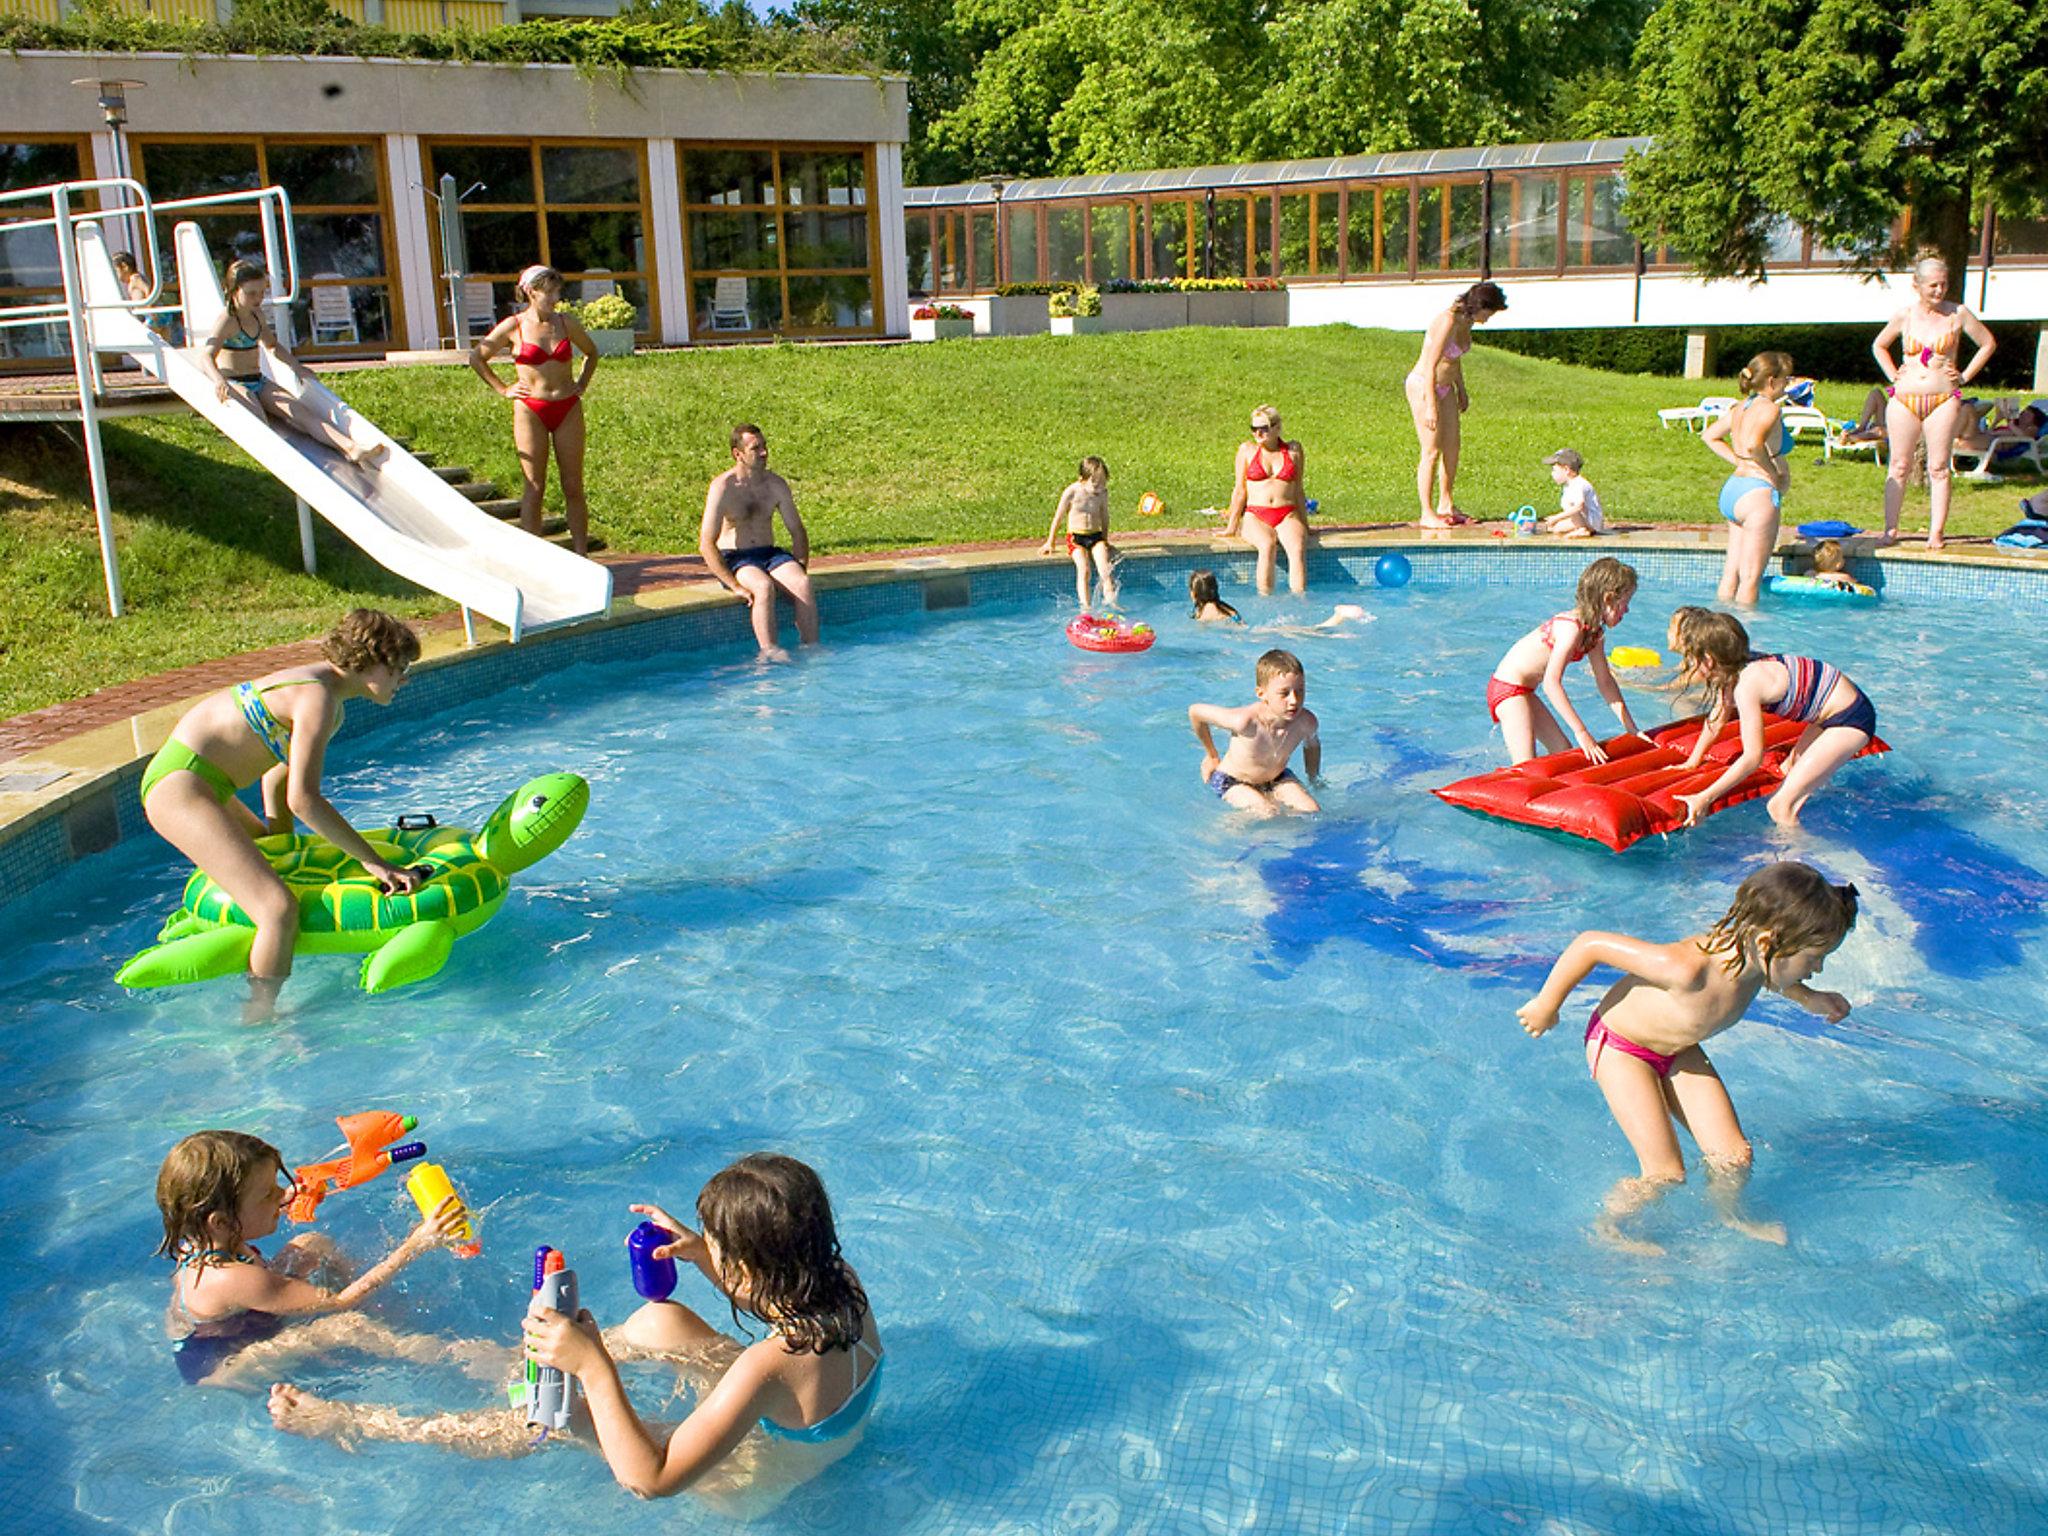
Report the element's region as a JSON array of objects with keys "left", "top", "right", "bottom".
[{"left": 1, "top": 325, "right": 2035, "bottom": 719}]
